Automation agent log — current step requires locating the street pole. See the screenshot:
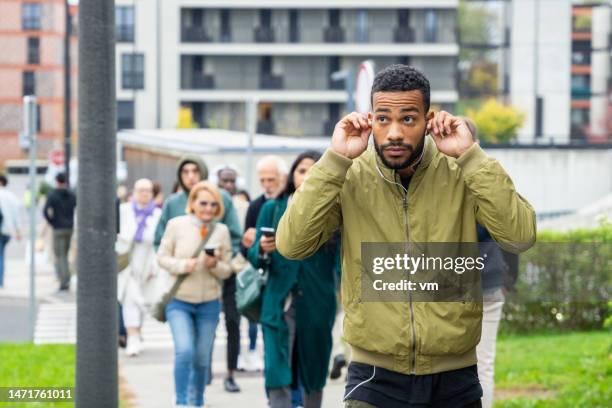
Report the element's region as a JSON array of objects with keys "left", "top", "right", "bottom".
[
  {"left": 246, "top": 98, "right": 258, "bottom": 193},
  {"left": 64, "top": 0, "right": 71, "bottom": 183},
  {"left": 23, "top": 96, "right": 37, "bottom": 342},
  {"left": 76, "top": 0, "right": 117, "bottom": 407}
]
